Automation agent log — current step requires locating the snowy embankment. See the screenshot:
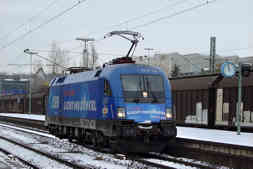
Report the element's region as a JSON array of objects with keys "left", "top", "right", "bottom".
[{"left": 0, "top": 113, "right": 253, "bottom": 148}]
